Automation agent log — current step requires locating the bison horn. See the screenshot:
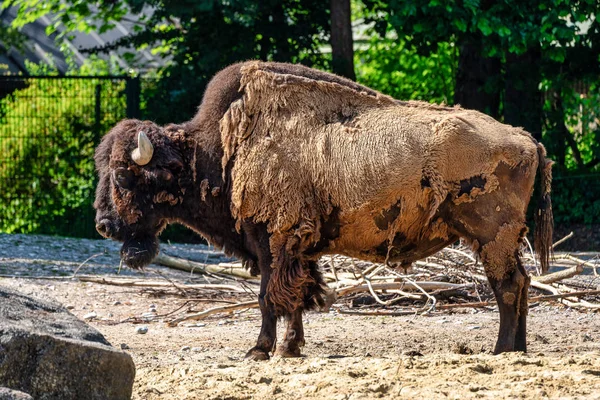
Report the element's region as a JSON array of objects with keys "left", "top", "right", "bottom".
[{"left": 131, "top": 131, "right": 154, "bottom": 166}]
